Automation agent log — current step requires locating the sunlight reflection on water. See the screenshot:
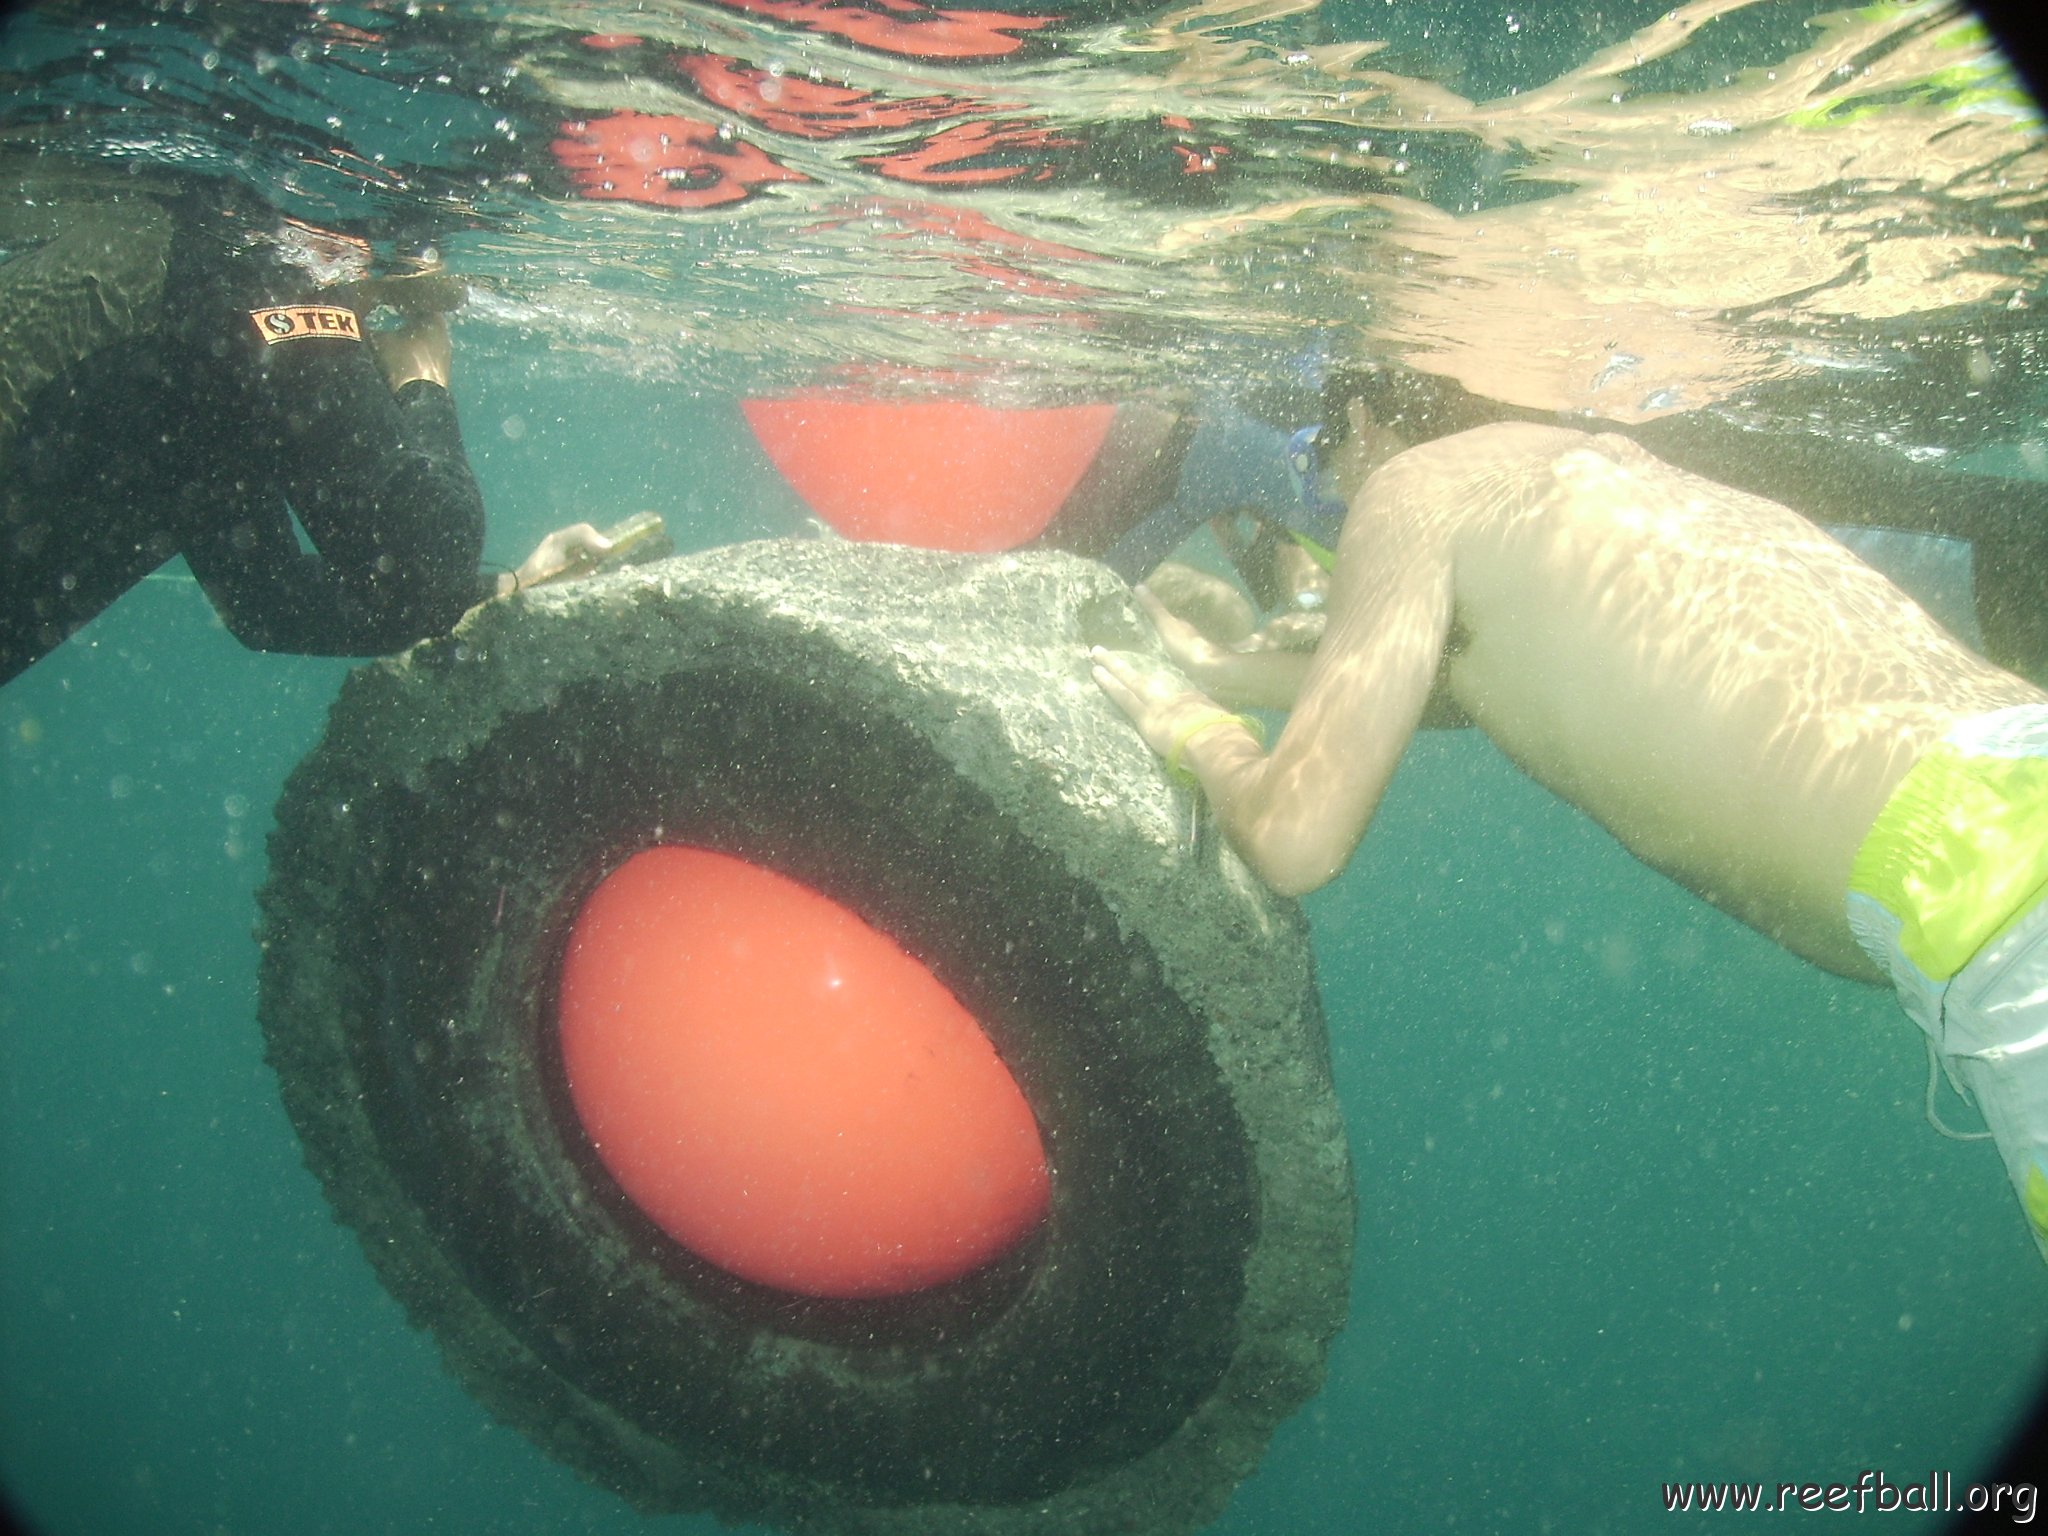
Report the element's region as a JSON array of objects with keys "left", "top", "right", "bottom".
[{"left": 2, "top": 0, "right": 2041, "bottom": 446}]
